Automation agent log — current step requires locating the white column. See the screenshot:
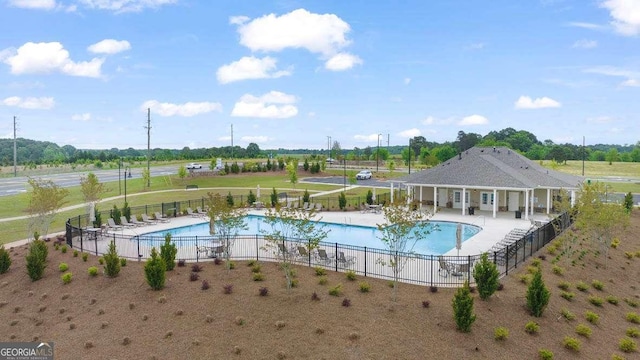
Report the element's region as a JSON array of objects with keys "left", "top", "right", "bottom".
[
  {"left": 462, "top": 187, "right": 466, "bottom": 216},
  {"left": 390, "top": 182, "right": 394, "bottom": 203},
  {"left": 419, "top": 186, "right": 423, "bottom": 209},
  {"left": 433, "top": 186, "right": 437, "bottom": 214},
  {"left": 493, "top": 188, "right": 497, "bottom": 218},
  {"left": 524, "top": 189, "right": 529, "bottom": 221},
  {"left": 546, "top": 188, "right": 551, "bottom": 214},
  {"left": 407, "top": 186, "right": 412, "bottom": 205},
  {"left": 530, "top": 190, "right": 534, "bottom": 217},
  {"left": 570, "top": 190, "right": 576, "bottom": 207}
]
